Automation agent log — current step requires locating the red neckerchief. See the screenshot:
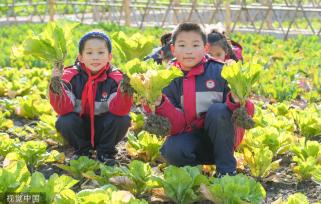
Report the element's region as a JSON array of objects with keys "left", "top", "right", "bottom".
[
  {"left": 175, "top": 57, "right": 207, "bottom": 124},
  {"left": 80, "top": 63, "right": 110, "bottom": 147}
]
